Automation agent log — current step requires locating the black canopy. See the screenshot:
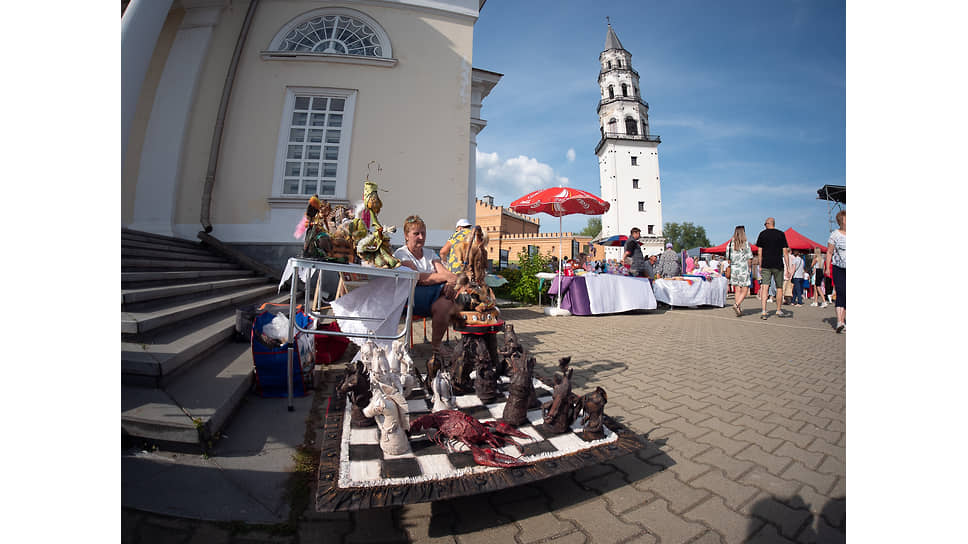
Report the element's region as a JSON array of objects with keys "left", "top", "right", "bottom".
[{"left": 817, "top": 184, "right": 846, "bottom": 204}]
